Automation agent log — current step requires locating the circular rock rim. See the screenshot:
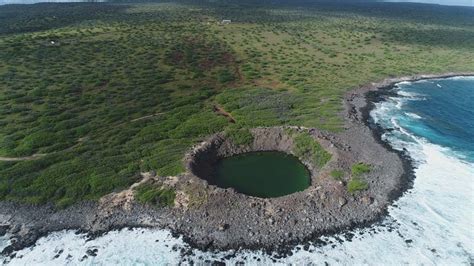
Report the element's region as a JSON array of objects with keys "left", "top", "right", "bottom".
[{"left": 185, "top": 127, "right": 325, "bottom": 199}]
